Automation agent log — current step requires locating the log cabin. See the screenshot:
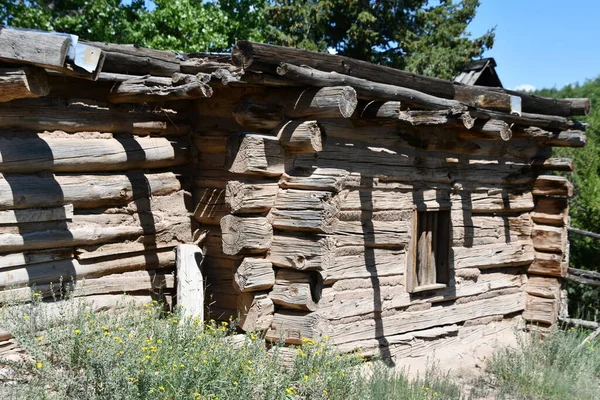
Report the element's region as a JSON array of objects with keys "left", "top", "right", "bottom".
[{"left": 0, "top": 27, "right": 591, "bottom": 359}]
